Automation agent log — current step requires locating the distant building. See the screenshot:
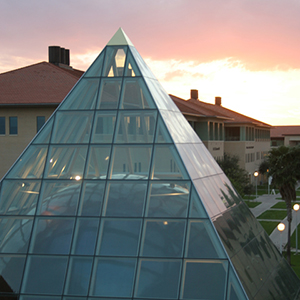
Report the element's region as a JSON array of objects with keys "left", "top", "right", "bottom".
[
  {"left": 270, "top": 125, "right": 300, "bottom": 147},
  {"left": 0, "top": 48, "right": 271, "bottom": 181}
]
